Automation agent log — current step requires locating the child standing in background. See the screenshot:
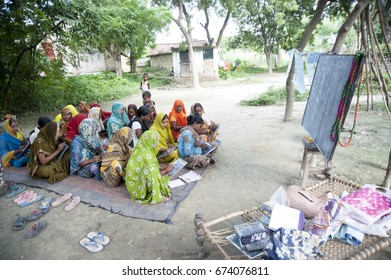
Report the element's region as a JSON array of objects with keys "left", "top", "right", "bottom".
[{"left": 140, "top": 73, "right": 150, "bottom": 93}]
